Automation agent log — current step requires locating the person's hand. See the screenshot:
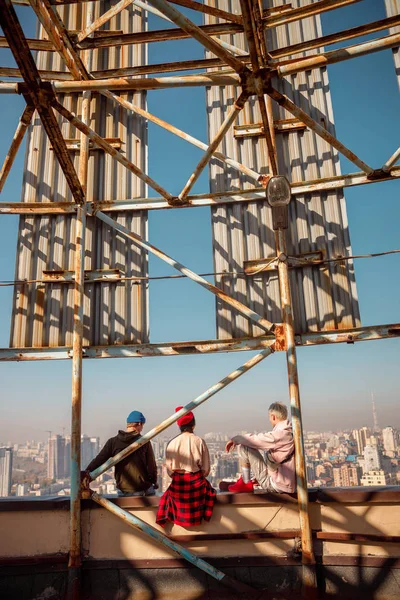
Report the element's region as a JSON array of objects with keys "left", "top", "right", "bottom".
[
  {"left": 80, "top": 470, "right": 92, "bottom": 492},
  {"left": 225, "top": 440, "right": 236, "bottom": 453}
]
